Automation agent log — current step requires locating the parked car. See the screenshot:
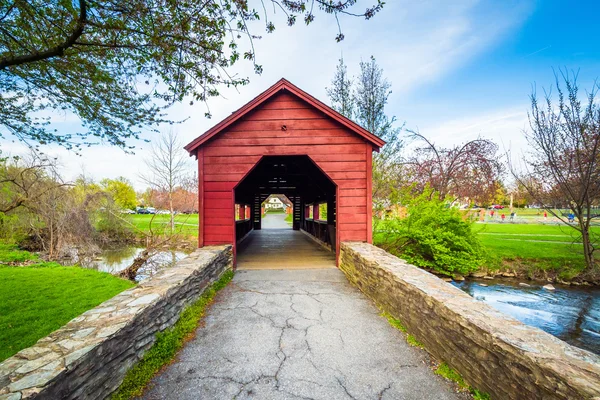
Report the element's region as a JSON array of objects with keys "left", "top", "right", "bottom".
[
  {"left": 120, "top": 209, "right": 135, "bottom": 214},
  {"left": 490, "top": 204, "right": 504, "bottom": 209},
  {"left": 136, "top": 207, "right": 156, "bottom": 214}
]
